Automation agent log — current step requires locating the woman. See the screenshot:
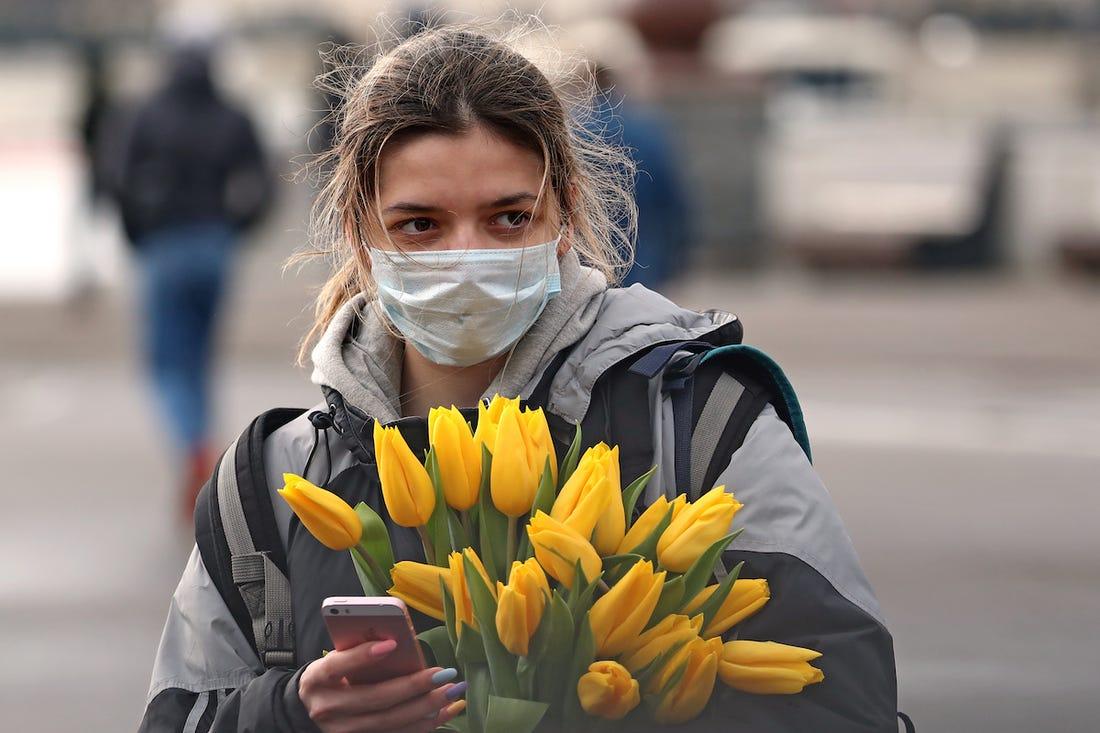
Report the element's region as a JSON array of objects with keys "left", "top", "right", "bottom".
[{"left": 140, "top": 25, "right": 897, "bottom": 733}]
